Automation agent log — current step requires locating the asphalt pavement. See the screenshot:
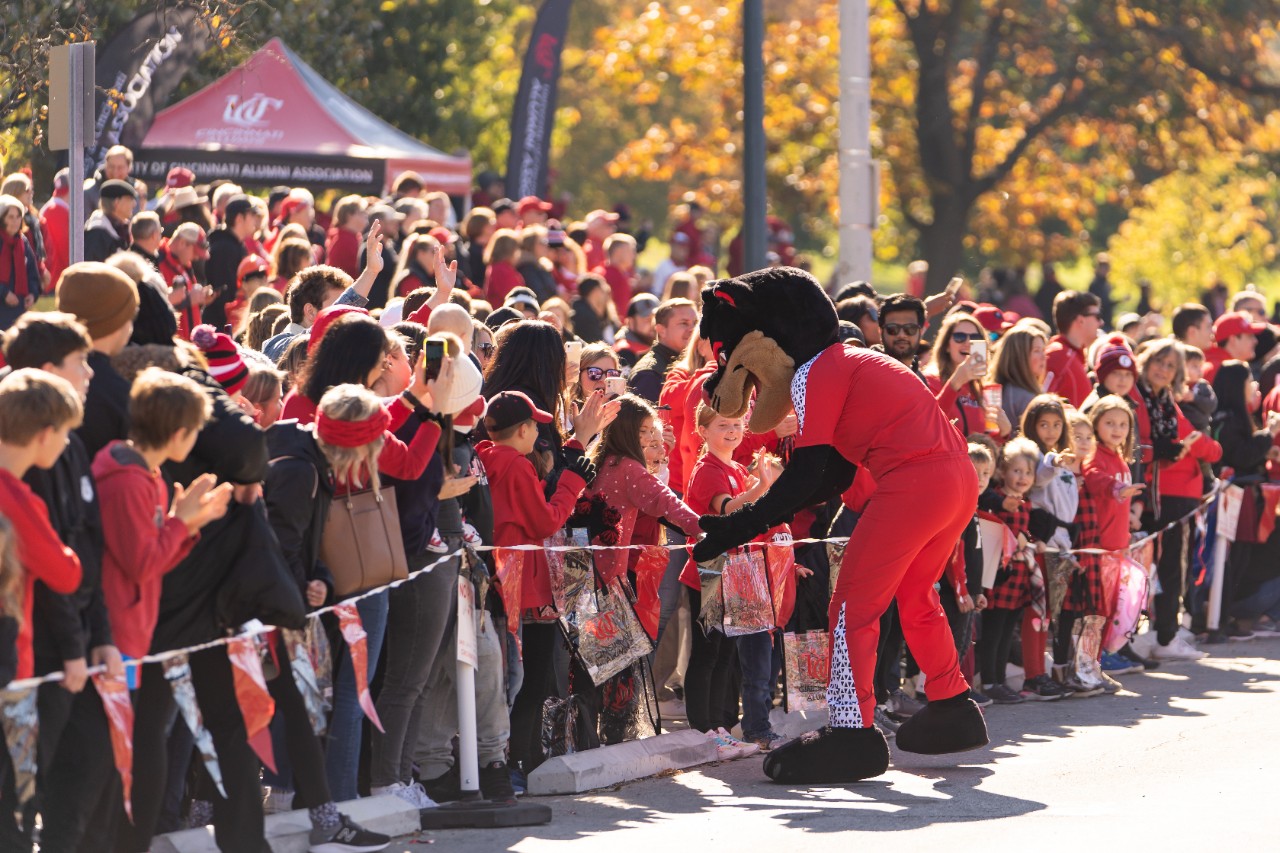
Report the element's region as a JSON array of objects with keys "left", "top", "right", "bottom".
[{"left": 389, "top": 635, "right": 1280, "bottom": 850}]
